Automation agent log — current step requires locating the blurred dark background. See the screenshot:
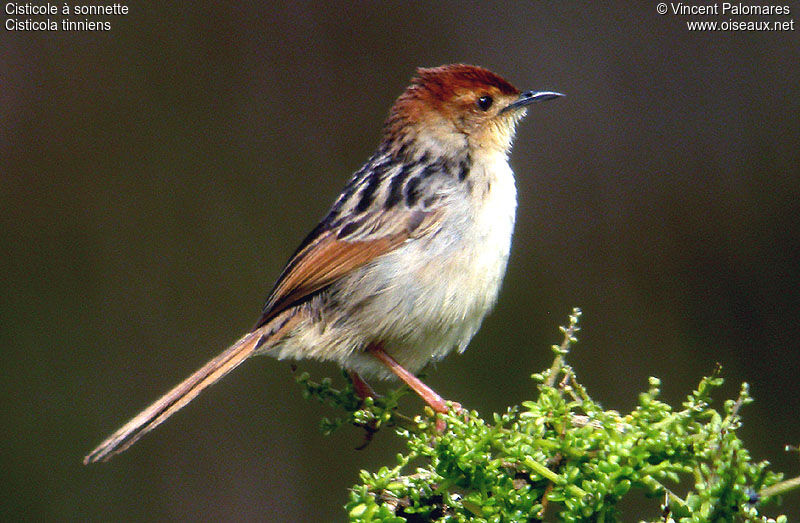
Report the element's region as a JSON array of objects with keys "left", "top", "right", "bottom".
[{"left": 2, "top": 2, "right": 799, "bottom": 520}]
